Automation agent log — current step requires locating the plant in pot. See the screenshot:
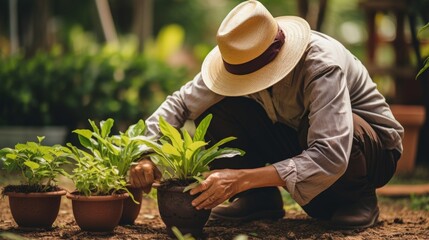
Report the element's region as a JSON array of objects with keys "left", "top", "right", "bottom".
[
  {"left": 71, "top": 118, "right": 149, "bottom": 225},
  {"left": 140, "top": 114, "right": 245, "bottom": 237},
  {"left": 0, "top": 136, "right": 70, "bottom": 229}
]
